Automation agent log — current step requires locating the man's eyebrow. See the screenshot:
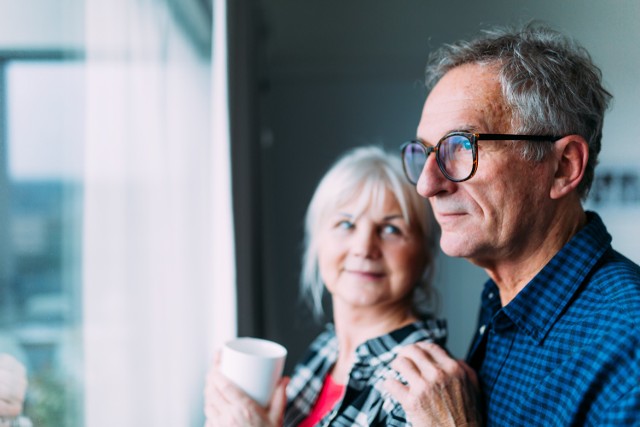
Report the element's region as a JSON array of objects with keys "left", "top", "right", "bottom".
[
  {"left": 443, "top": 127, "right": 479, "bottom": 135},
  {"left": 417, "top": 128, "right": 476, "bottom": 144}
]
